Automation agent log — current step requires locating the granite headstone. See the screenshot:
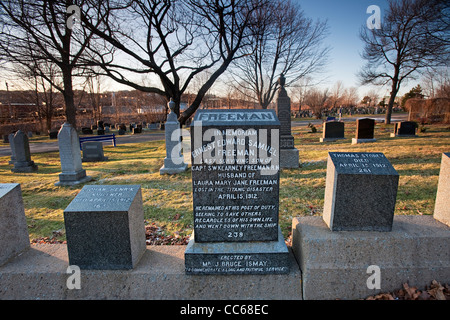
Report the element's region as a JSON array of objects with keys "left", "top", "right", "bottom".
[
  {"left": 352, "top": 118, "right": 376, "bottom": 144},
  {"left": 320, "top": 121, "right": 345, "bottom": 142},
  {"left": 82, "top": 141, "right": 108, "bottom": 162},
  {"left": 390, "top": 121, "right": 417, "bottom": 137},
  {"left": 160, "top": 99, "right": 188, "bottom": 174},
  {"left": 185, "top": 109, "right": 289, "bottom": 275},
  {"left": 63, "top": 185, "right": 146, "bottom": 270},
  {"left": 55, "top": 122, "right": 92, "bottom": 186},
  {"left": 276, "top": 74, "right": 299, "bottom": 168},
  {"left": 11, "top": 130, "right": 38, "bottom": 173},
  {"left": 323, "top": 152, "right": 399, "bottom": 231}
]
